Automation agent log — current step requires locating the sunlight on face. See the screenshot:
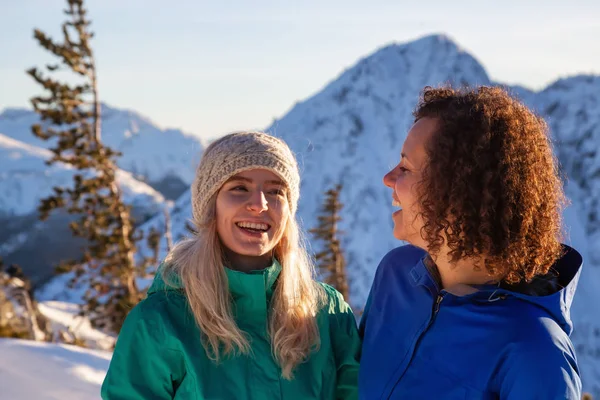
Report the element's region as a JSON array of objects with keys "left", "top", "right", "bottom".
[
  {"left": 215, "top": 169, "right": 289, "bottom": 266},
  {"left": 383, "top": 117, "right": 438, "bottom": 248}
]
